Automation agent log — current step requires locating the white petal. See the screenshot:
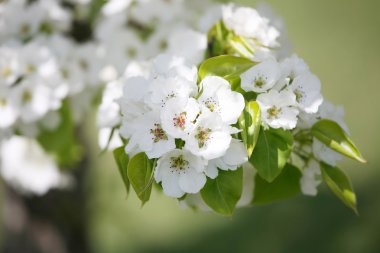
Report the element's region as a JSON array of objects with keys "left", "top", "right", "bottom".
[
  {"left": 205, "top": 161, "right": 219, "bottom": 179},
  {"left": 217, "top": 87, "right": 245, "bottom": 124},
  {"left": 179, "top": 169, "right": 206, "bottom": 194},
  {"left": 161, "top": 172, "right": 184, "bottom": 198},
  {"left": 222, "top": 139, "right": 248, "bottom": 168},
  {"left": 240, "top": 59, "right": 281, "bottom": 93}
]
